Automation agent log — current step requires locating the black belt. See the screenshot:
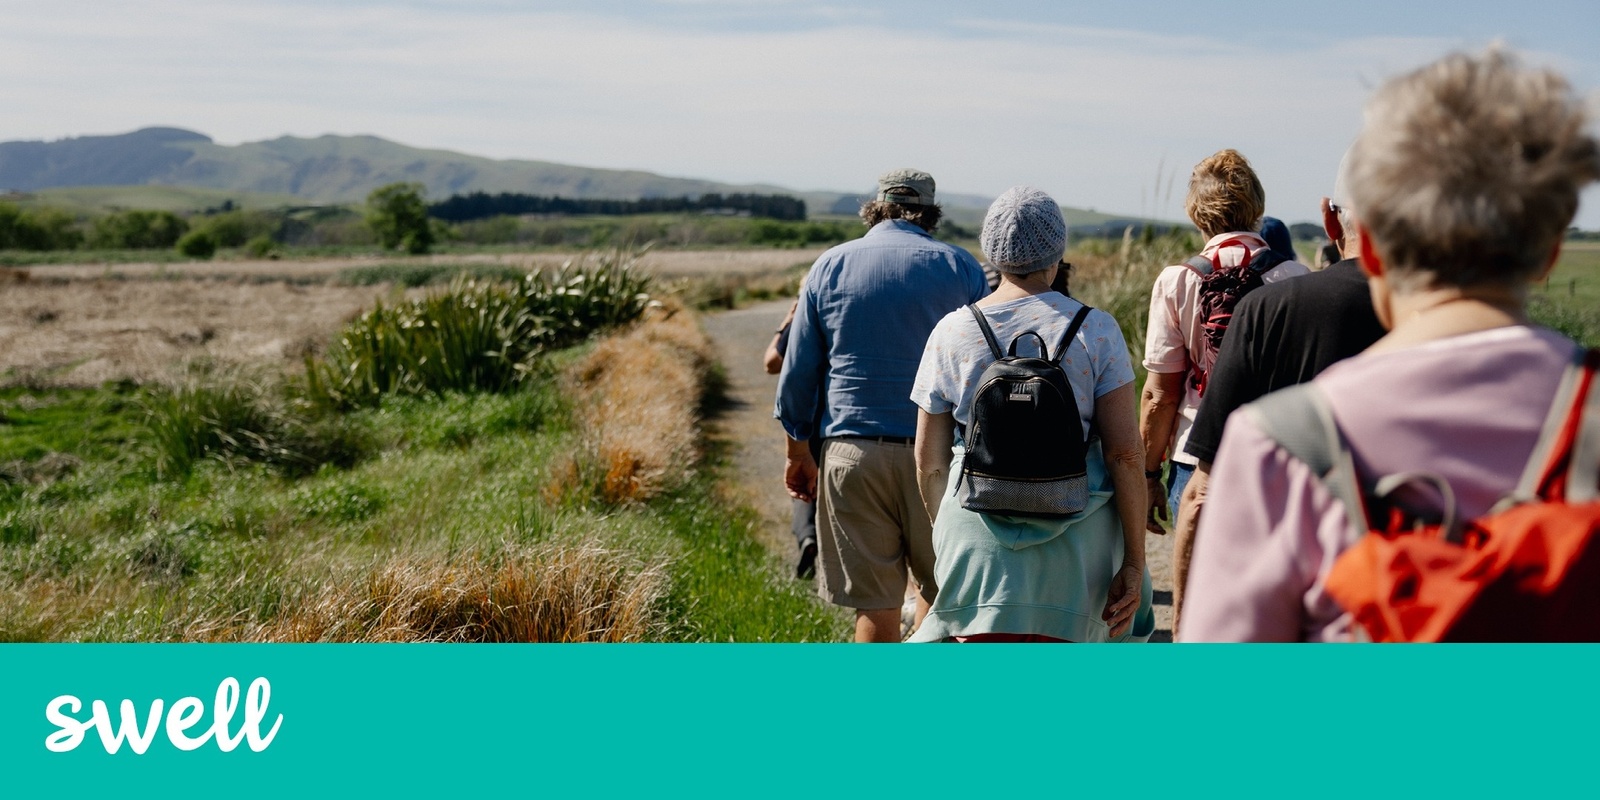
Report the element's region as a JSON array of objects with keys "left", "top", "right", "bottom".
[{"left": 835, "top": 435, "right": 914, "bottom": 445}]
